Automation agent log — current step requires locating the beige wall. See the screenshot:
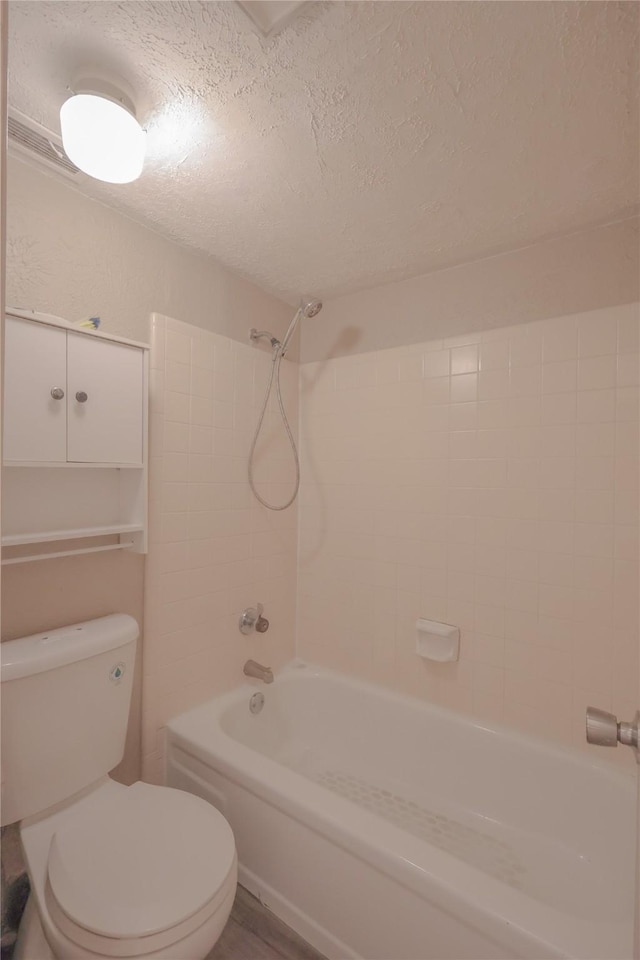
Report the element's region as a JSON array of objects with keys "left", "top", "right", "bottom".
[
  {"left": 6, "top": 155, "right": 291, "bottom": 349},
  {"left": 1, "top": 551, "right": 145, "bottom": 784},
  {"left": 301, "top": 217, "right": 640, "bottom": 362},
  {"left": 298, "top": 303, "right": 639, "bottom": 769},
  {"left": 1, "top": 0, "right": 7, "bottom": 649},
  {"left": 142, "top": 314, "right": 299, "bottom": 782},
  {"left": 2, "top": 155, "right": 290, "bottom": 783}
]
